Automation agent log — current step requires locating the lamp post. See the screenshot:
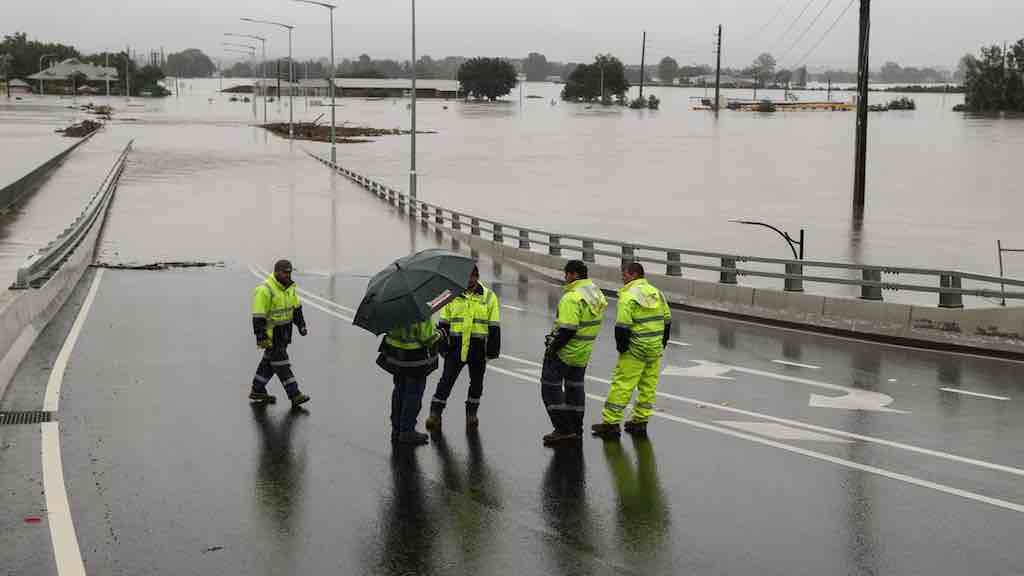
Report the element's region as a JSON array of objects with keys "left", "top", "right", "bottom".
[
  {"left": 293, "top": 0, "right": 337, "bottom": 163},
  {"left": 223, "top": 45, "right": 258, "bottom": 118},
  {"left": 224, "top": 33, "right": 267, "bottom": 123},
  {"left": 730, "top": 220, "right": 804, "bottom": 260},
  {"left": 409, "top": 0, "right": 417, "bottom": 201},
  {"left": 241, "top": 17, "right": 295, "bottom": 140},
  {"left": 38, "top": 53, "right": 58, "bottom": 96}
]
